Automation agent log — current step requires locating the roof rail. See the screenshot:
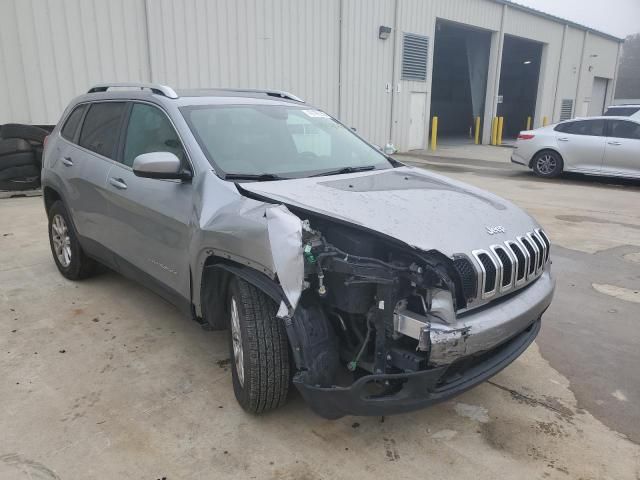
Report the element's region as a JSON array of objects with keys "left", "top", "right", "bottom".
[
  {"left": 216, "top": 88, "right": 305, "bottom": 103},
  {"left": 87, "top": 83, "right": 179, "bottom": 99}
]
